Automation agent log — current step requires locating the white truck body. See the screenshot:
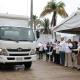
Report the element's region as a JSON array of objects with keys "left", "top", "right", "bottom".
[{"left": 0, "top": 14, "right": 36, "bottom": 69}]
